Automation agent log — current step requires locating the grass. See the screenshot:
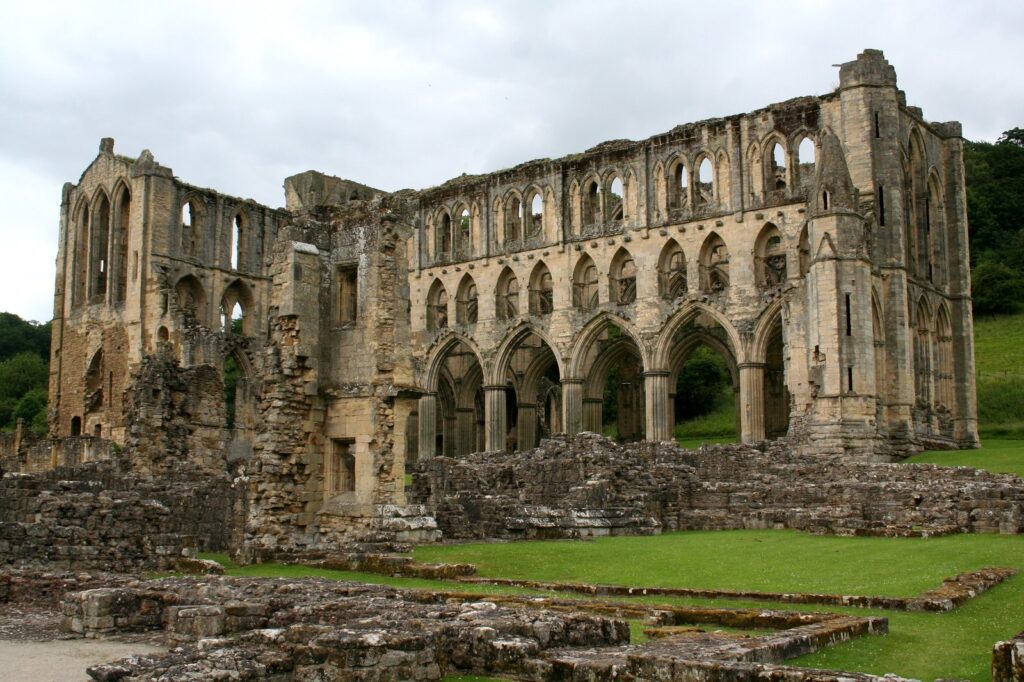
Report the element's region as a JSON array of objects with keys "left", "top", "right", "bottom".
[
  {"left": 974, "top": 312, "right": 1024, "bottom": 438},
  {"left": 201, "top": 529, "right": 1024, "bottom": 680},
  {"left": 905, "top": 438, "right": 1024, "bottom": 478},
  {"left": 412, "top": 530, "right": 1024, "bottom": 681}
]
